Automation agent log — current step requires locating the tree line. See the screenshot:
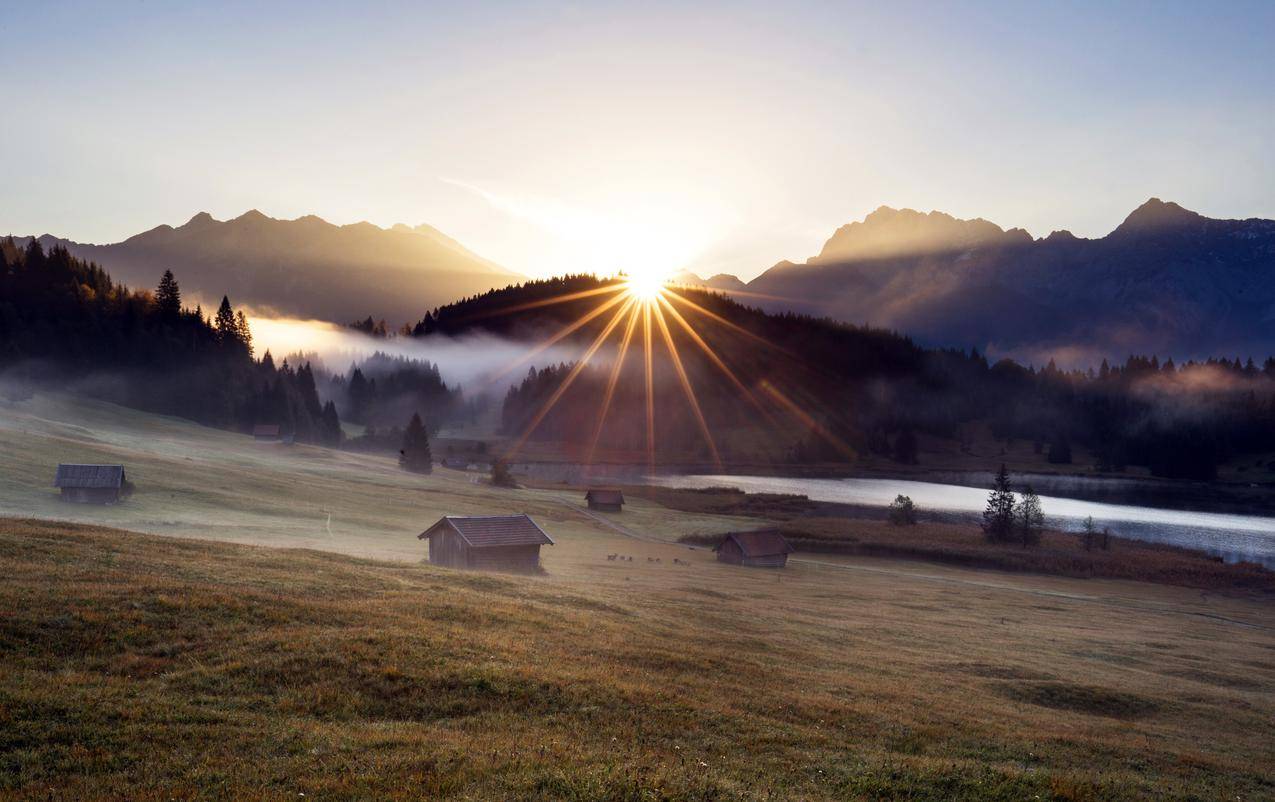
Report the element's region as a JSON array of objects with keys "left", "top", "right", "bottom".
[
  {"left": 465, "top": 276, "right": 1275, "bottom": 477},
  {"left": 0, "top": 237, "right": 340, "bottom": 445}
]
